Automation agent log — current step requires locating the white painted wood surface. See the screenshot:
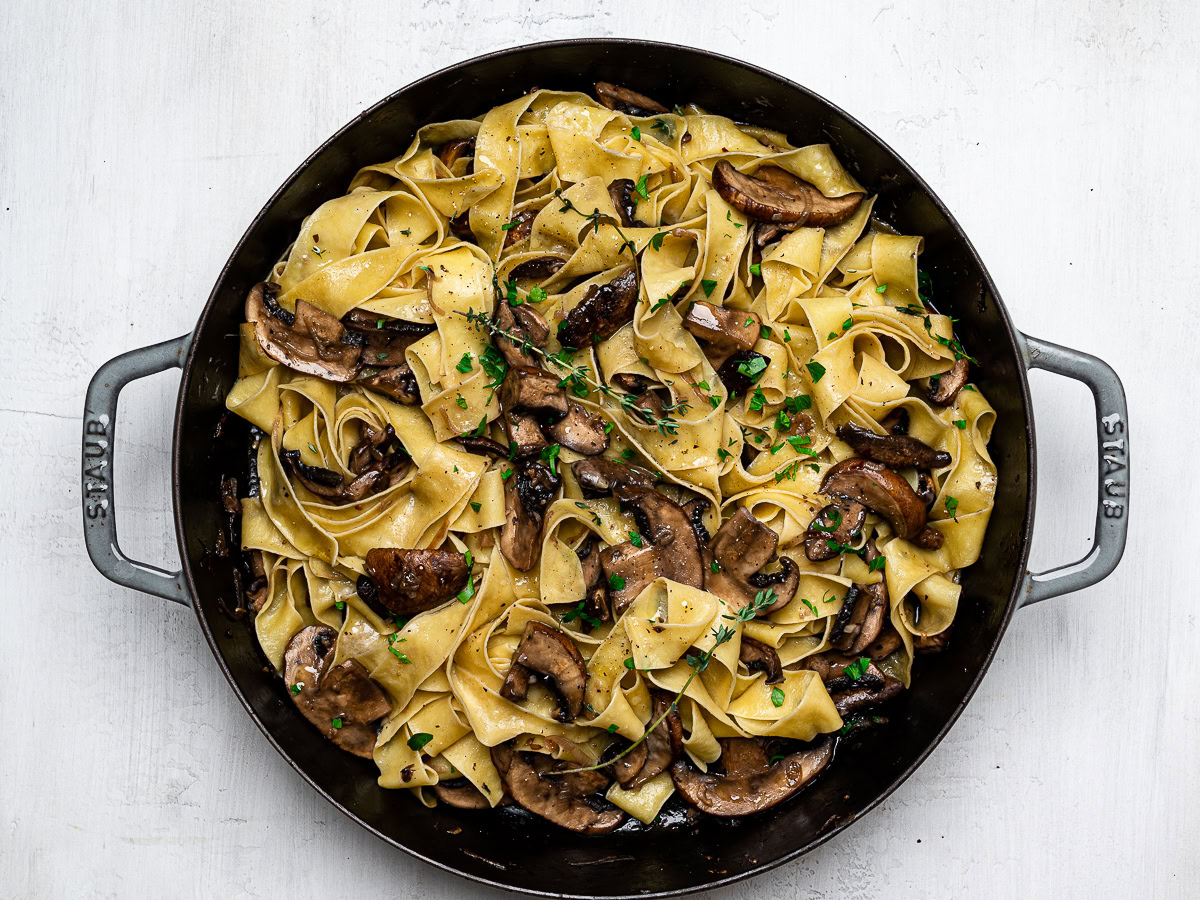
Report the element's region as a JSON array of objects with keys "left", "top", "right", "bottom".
[{"left": 2, "top": 0, "right": 1195, "bottom": 896}]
